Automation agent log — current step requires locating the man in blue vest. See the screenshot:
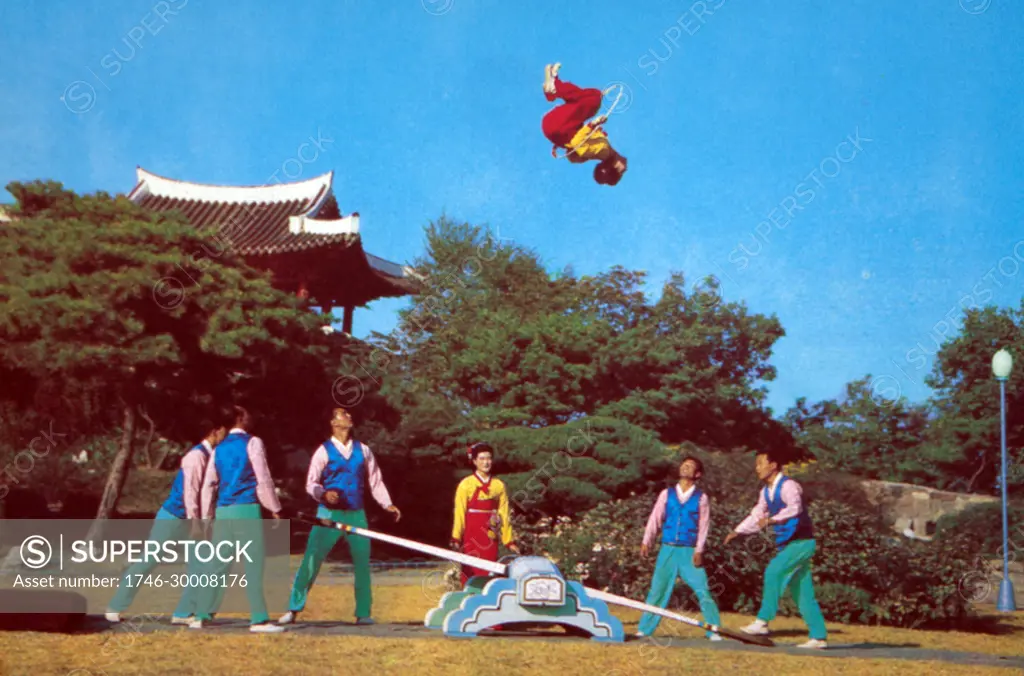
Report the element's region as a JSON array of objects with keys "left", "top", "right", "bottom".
[
  {"left": 106, "top": 406, "right": 233, "bottom": 624},
  {"left": 725, "top": 449, "right": 828, "bottom": 649},
  {"left": 635, "top": 456, "right": 722, "bottom": 640},
  {"left": 190, "top": 405, "right": 285, "bottom": 633},
  {"left": 278, "top": 407, "right": 401, "bottom": 626}
]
